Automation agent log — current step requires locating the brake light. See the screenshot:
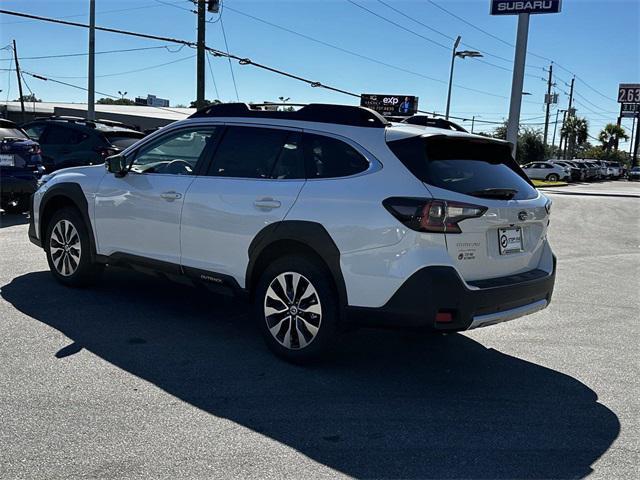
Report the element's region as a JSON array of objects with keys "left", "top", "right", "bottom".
[
  {"left": 383, "top": 197, "right": 487, "bottom": 234},
  {"left": 30, "top": 144, "right": 41, "bottom": 155}
]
